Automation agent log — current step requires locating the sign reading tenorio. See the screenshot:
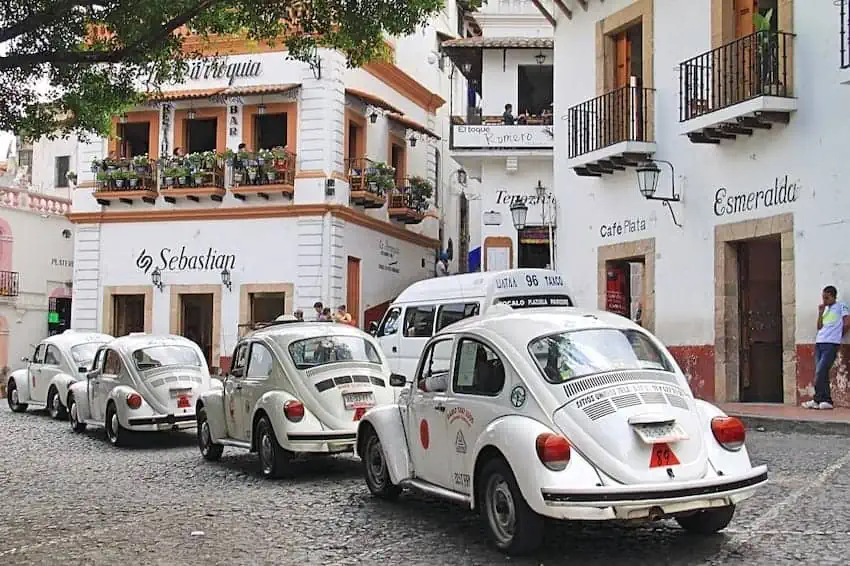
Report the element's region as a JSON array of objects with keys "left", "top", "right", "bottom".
[{"left": 136, "top": 247, "right": 236, "bottom": 274}]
